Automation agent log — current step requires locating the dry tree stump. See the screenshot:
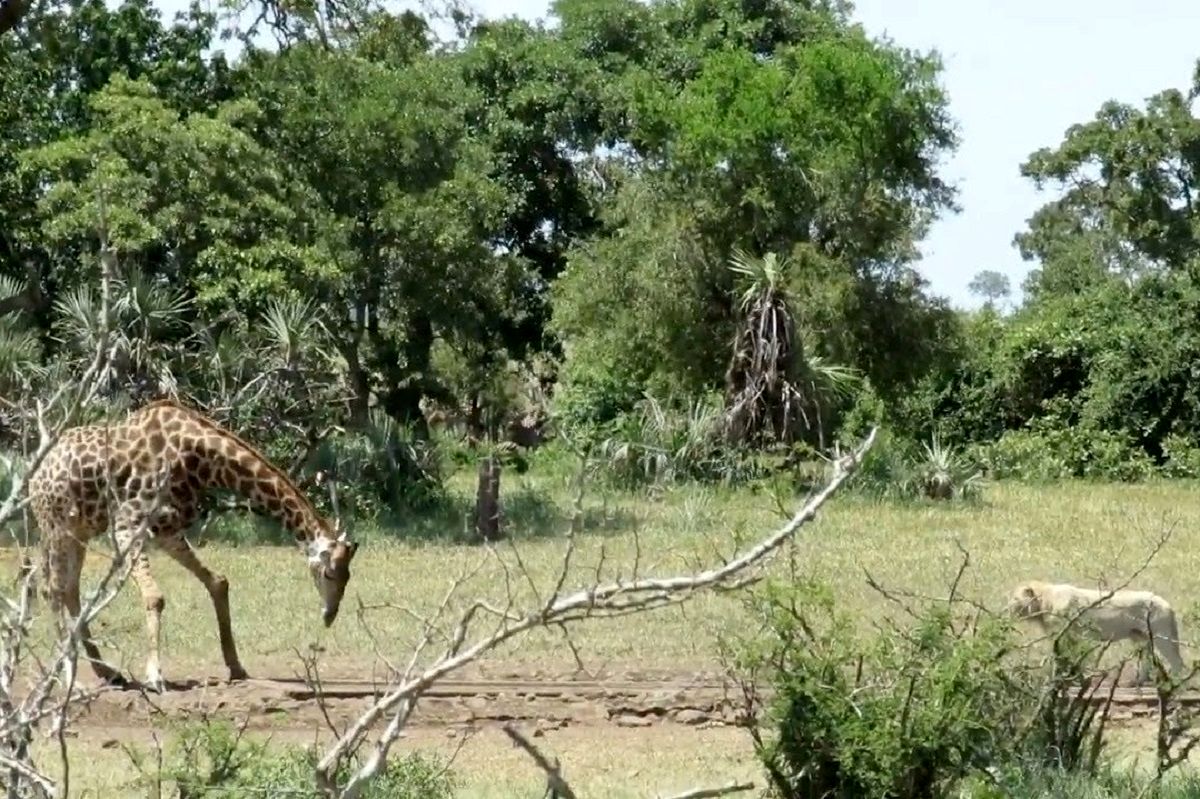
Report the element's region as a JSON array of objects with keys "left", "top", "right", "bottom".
[{"left": 472, "top": 454, "right": 503, "bottom": 542}]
